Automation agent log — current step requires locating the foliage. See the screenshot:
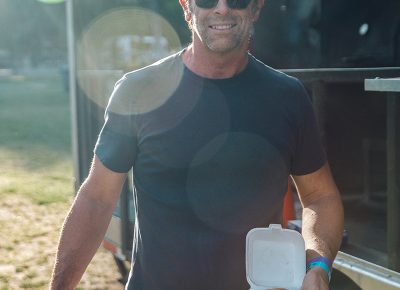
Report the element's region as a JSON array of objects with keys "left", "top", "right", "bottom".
[
  {"left": 0, "top": 0, "right": 190, "bottom": 70},
  {"left": 0, "top": 0, "right": 67, "bottom": 68},
  {"left": 71, "top": 0, "right": 191, "bottom": 47}
]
